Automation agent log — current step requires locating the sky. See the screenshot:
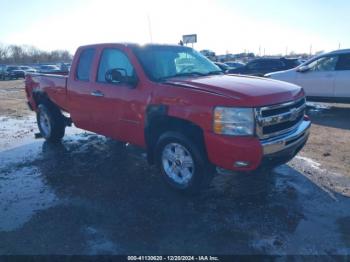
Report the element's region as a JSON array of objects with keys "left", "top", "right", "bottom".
[{"left": 0, "top": 0, "right": 349, "bottom": 55}]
